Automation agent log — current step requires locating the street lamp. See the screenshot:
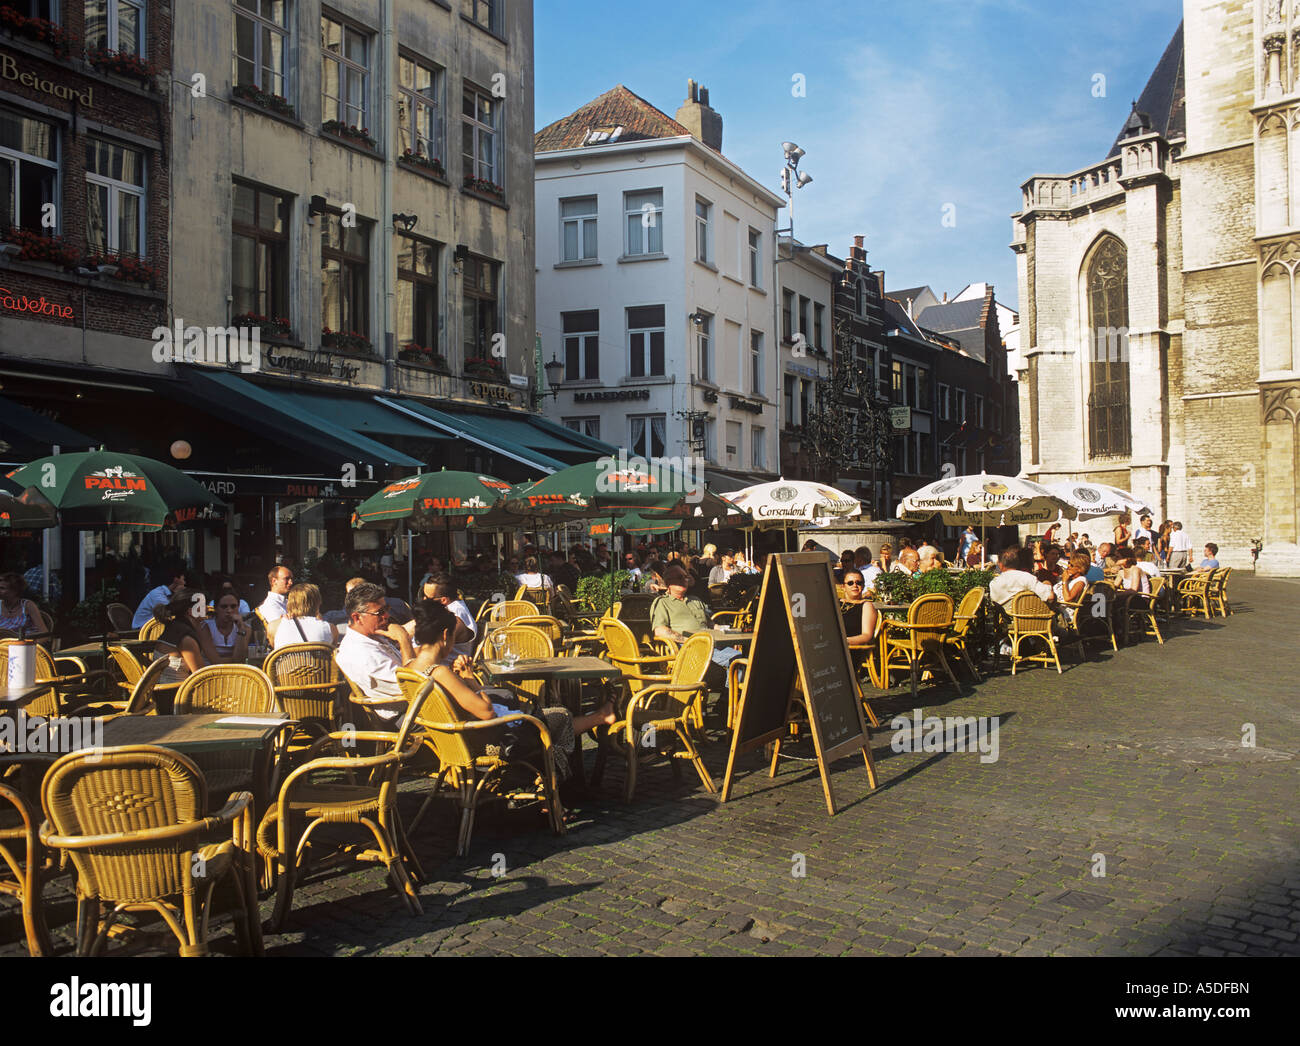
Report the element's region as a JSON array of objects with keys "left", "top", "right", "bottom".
[
  {"left": 535, "top": 354, "right": 565, "bottom": 407},
  {"left": 778, "top": 141, "right": 813, "bottom": 239}
]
